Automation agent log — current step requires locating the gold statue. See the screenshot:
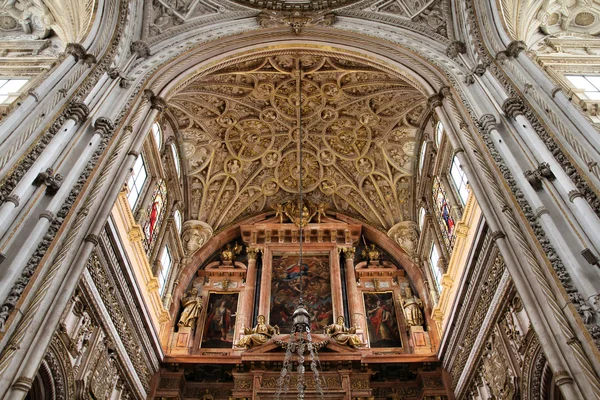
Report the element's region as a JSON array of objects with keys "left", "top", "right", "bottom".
[
  {"left": 324, "top": 316, "right": 363, "bottom": 348},
  {"left": 361, "top": 244, "right": 380, "bottom": 263},
  {"left": 283, "top": 200, "right": 316, "bottom": 228},
  {"left": 272, "top": 203, "right": 285, "bottom": 223},
  {"left": 178, "top": 287, "right": 203, "bottom": 328},
  {"left": 400, "top": 286, "right": 424, "bottom": 328},
  {"left": 221, "top": 243, "right": 242, "bottom": 262},
  {"left": 316, "top": 202, "right": 328, "bottom": 223},
  {"left": 236, "top": 315, "right": 280, "bottom": 348}
]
